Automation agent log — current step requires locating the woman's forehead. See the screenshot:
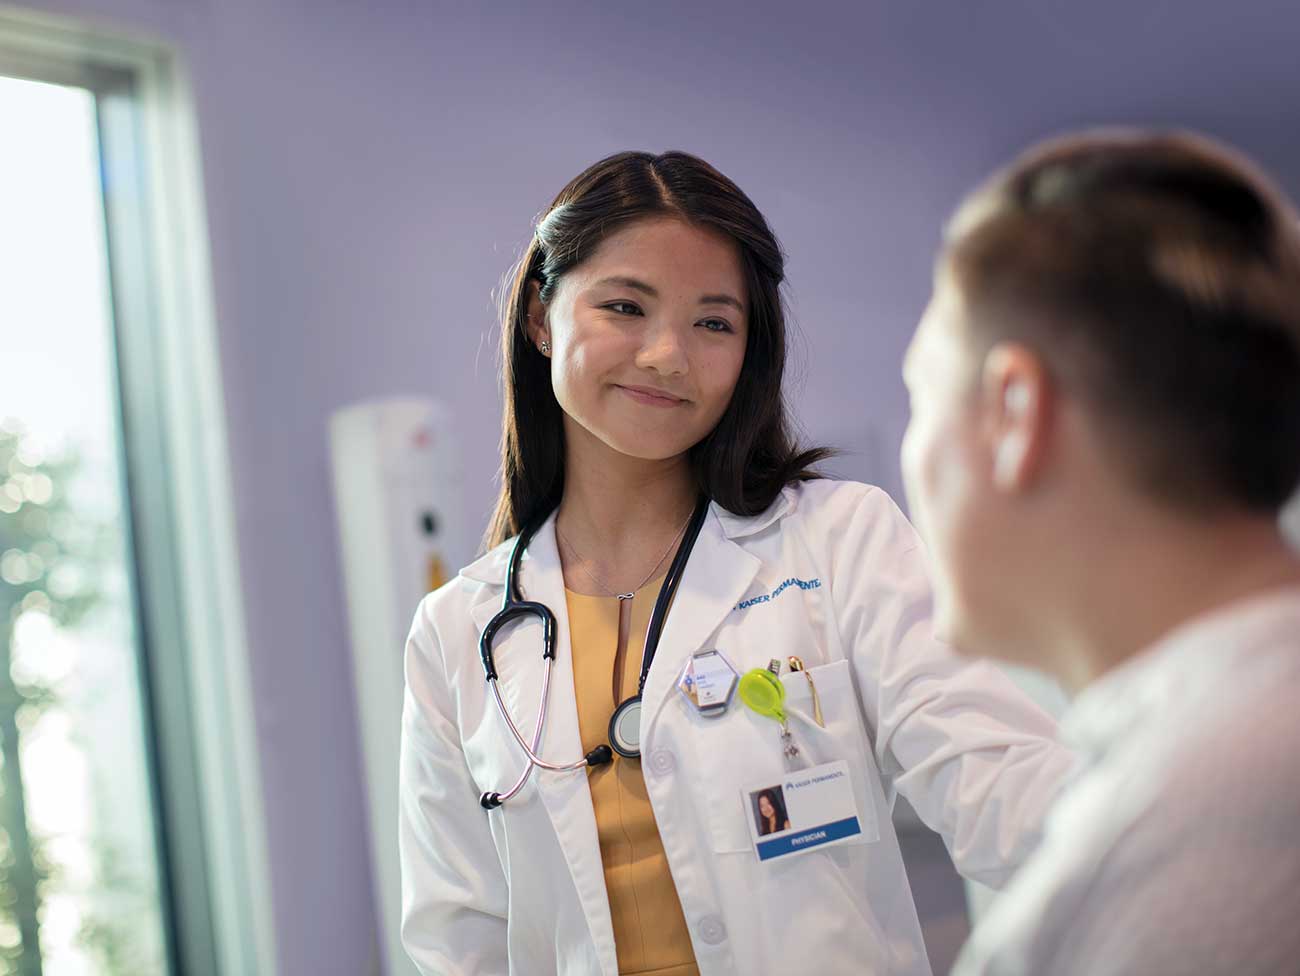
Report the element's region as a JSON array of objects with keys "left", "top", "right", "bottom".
[{"left": 577, "top": 217, "right": 744, "bottom": 288}]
